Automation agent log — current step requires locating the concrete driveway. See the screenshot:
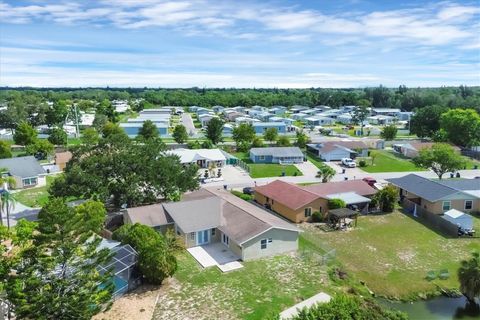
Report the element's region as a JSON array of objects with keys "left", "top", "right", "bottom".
[
  {"left": 1, "top": 202, "right": 40, "bottom": 227},
  {"left": 294, "top": 161, "right": 320, "bottom": 178},
  {"left": 181, "top": 113, "right": 197, "bottom": 136}
]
